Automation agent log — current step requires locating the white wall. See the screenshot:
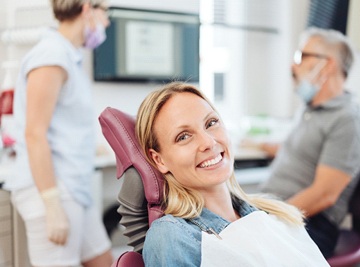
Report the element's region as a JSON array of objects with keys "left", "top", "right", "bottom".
[
  {"left": 244, "top": 0, "right": 310, "bottom": 118},
  {"left": 200, "top": 0, "right": 309, "bottom": 125},
  {"left": 347, "top": 0, "right": 360, "bottom": 51},
  {"left": 346, "top": 0, "right": 360, "bottom": 102}
]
